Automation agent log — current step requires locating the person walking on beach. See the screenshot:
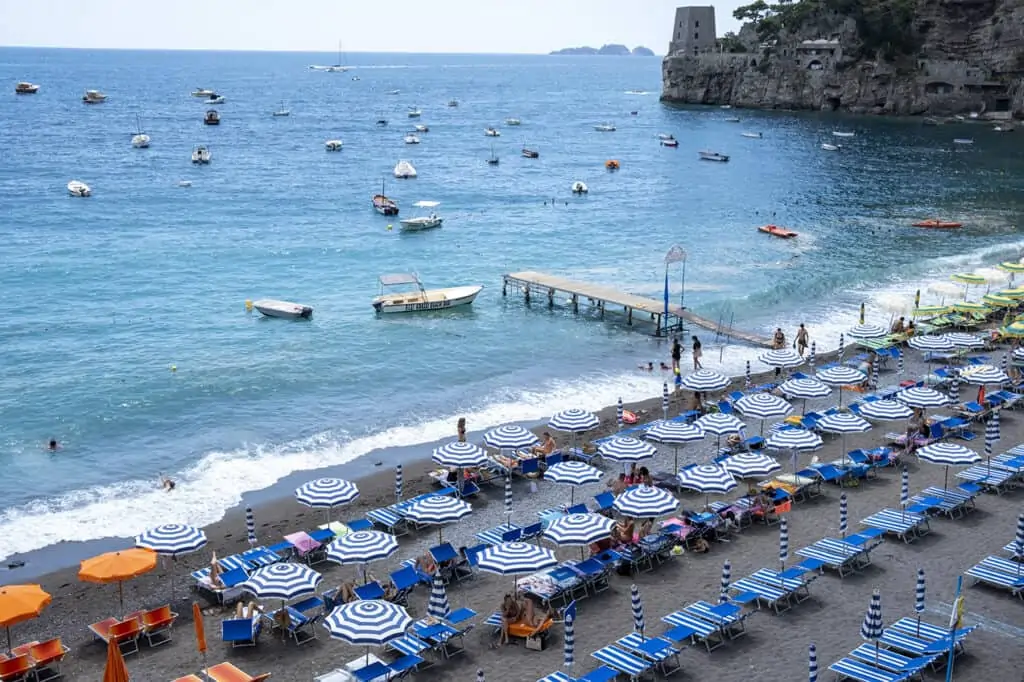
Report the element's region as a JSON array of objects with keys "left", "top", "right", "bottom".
[
  {"left": 795, "top": 324, "right": 809, "bottom": 356},
  {"left": 457, "top": 417, "right": 466, "bottom": 442},
  {"left": 691, "top": 335, "right": 703, "bottom": 370},
  {"left": 671, "top": 337, "right": 682, "bottom": 373}
]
